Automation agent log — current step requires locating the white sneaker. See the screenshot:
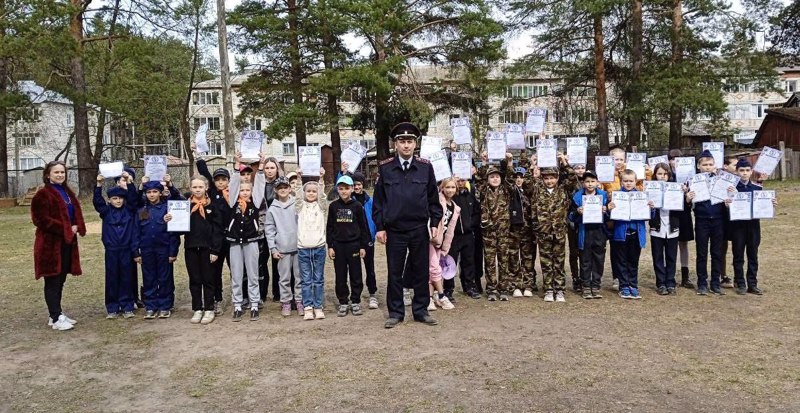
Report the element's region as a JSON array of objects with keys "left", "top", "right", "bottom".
[
  {"left": 313, "top": 308, "right": 326, "bottom": 319},
  {"left": 403, "top": 289, "right": 412, "bottom": 306},
  {"left": 51, "top": 316, "right": 74, "bottom": 331},
  {"left": 612, "top": 279, "right": 619, "bottom": 291},
  {"left": 48, "top": 313, "right": 77, "bottom": 327},
  {"left": 439, "top": 296, "right": 455, "bottom": 310},
  {"left": 368, "top": 296, "right": 379, "bottom": 309},
  {"left": 427, "top": 298, "right": 437, "bottom": 311},
  {"left": 523, "top": 289, "right": 534, "bottom": 297},
  {"left": 512, "top": 288, "right": 523, "bottom": 298},
  {"left": 200, "top": 310, "right": 215, "bottom": 324},
  {"left": 303, "top": 307, "right": 314, "bottom": 320},
  {"left": 190, "top": 310, "right": 203, "bottom": 324},
  {"left": 544, "top": 290, "right": 555, "bottom": 302},
  {"left": 555, "top": 291, "right": 566, "bottom": 303}
]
